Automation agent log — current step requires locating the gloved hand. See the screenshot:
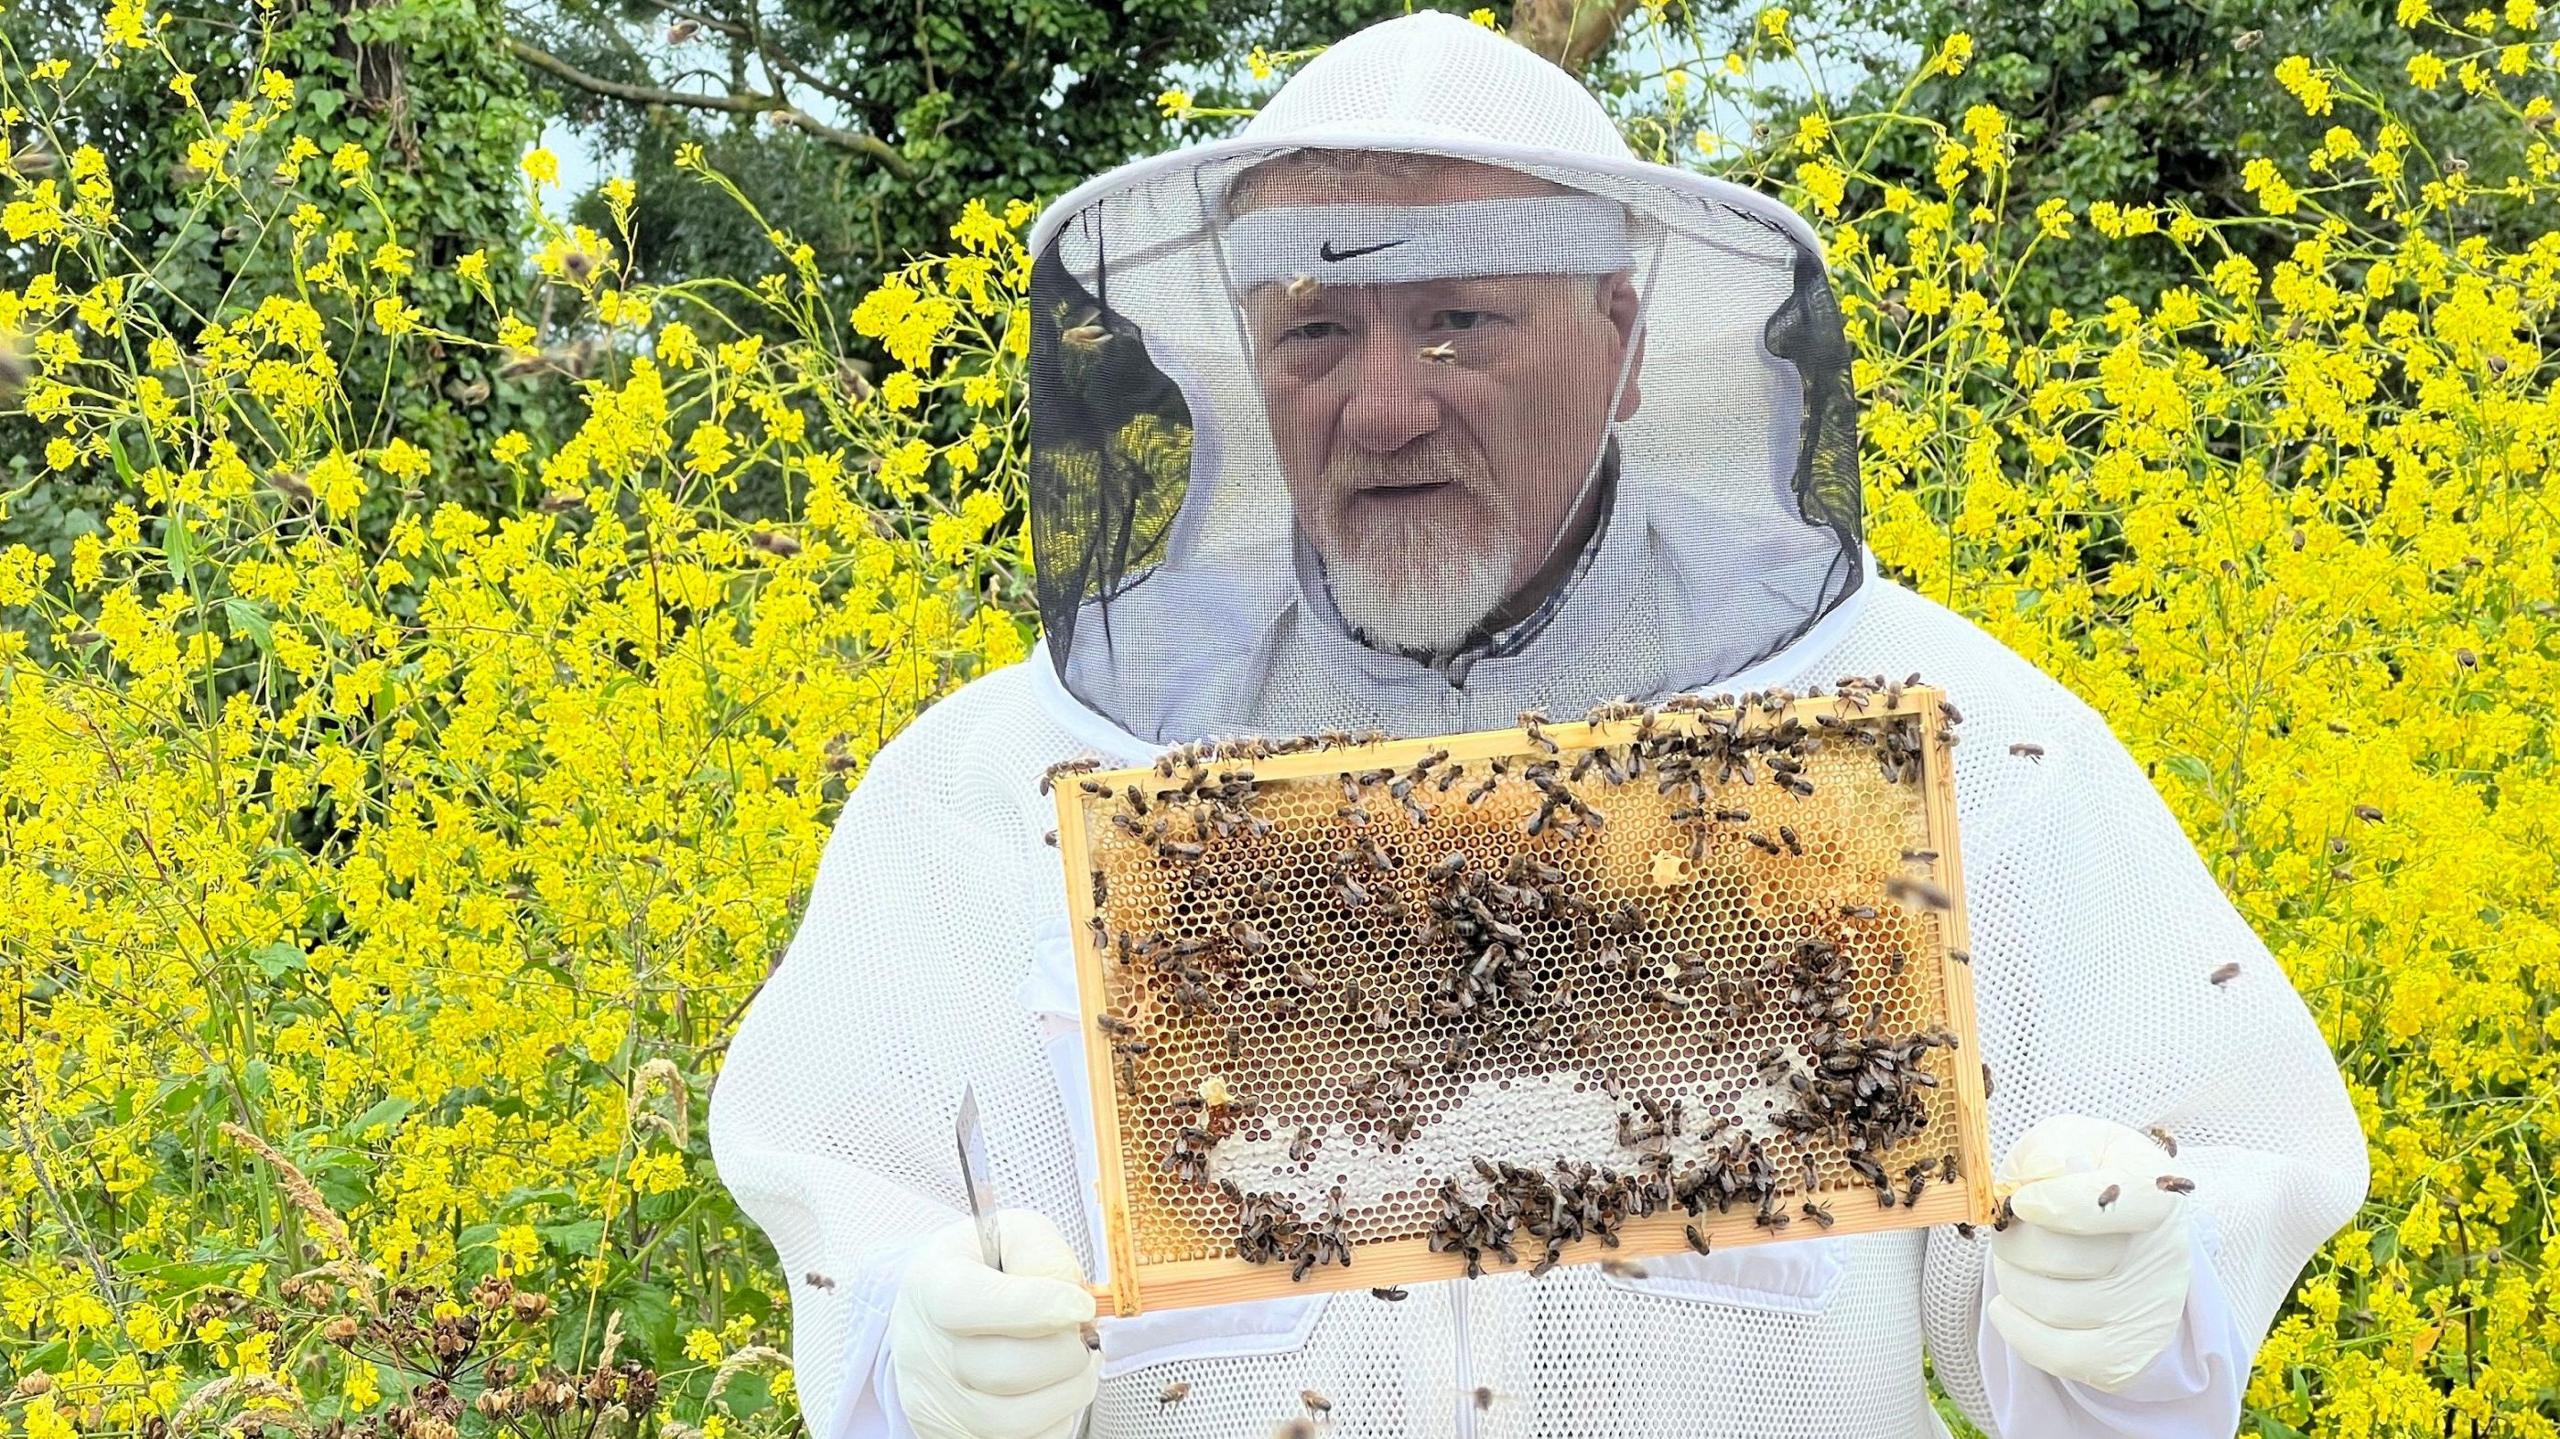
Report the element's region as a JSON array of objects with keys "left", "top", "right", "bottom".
[
  {"left": 1987, "top": 1114, "right": 2196, "bottom": 1393},
  {"left": 888, "top": 1209, "right": 1099, "bottom": 1439}
]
